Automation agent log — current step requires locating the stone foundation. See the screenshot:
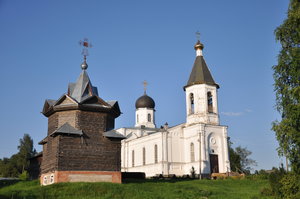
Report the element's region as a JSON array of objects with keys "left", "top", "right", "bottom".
[{"left": 40, "top": 170, "right": 122, "bottom": 185}]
